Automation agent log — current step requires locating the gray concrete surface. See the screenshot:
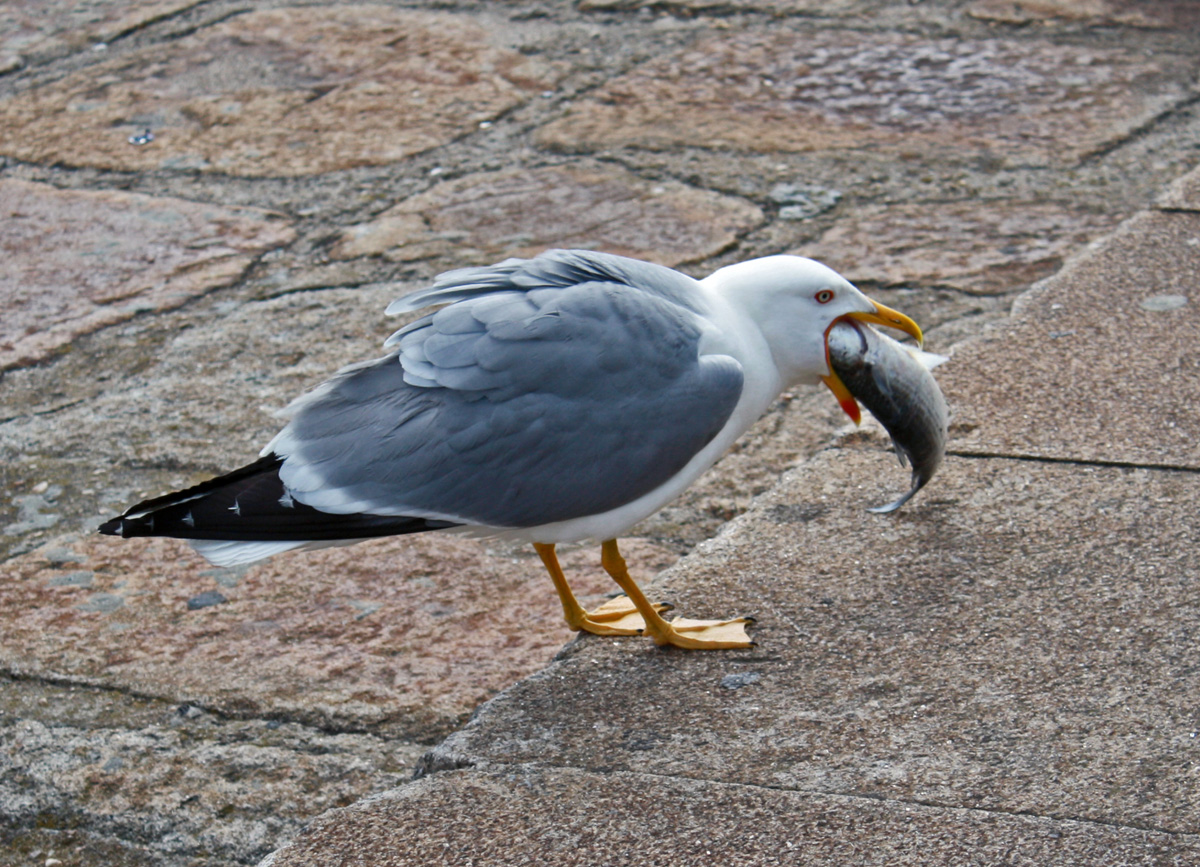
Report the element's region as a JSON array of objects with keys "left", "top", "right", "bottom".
[
  {"left": 1, "top": 2, "right": 1198, "bottom": 865},
  {"left": 264, "top": 766, "right": 1199, "bottom": 867}
]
